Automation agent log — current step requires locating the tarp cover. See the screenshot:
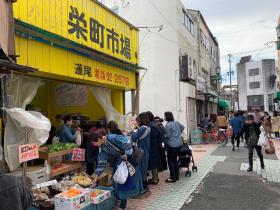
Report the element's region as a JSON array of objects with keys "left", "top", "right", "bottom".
[{"left": 4, "top": 108, "right": 51, "bottom": 171}]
